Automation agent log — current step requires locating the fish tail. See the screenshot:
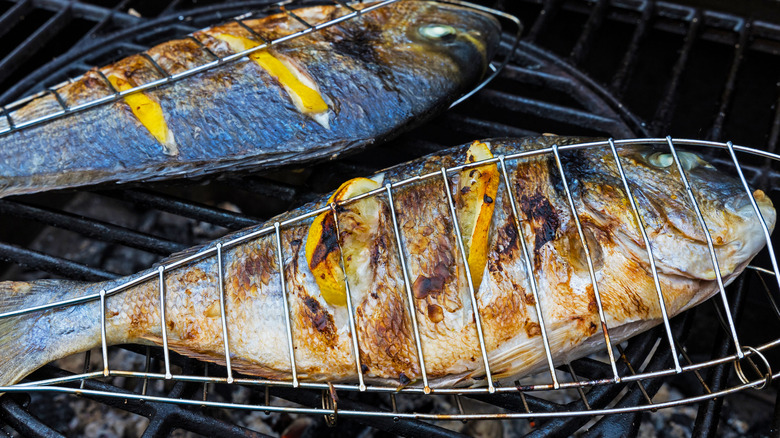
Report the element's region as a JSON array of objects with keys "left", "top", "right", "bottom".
[{"left": 0, "top": 279, "right": 100, "bottom": 387}]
